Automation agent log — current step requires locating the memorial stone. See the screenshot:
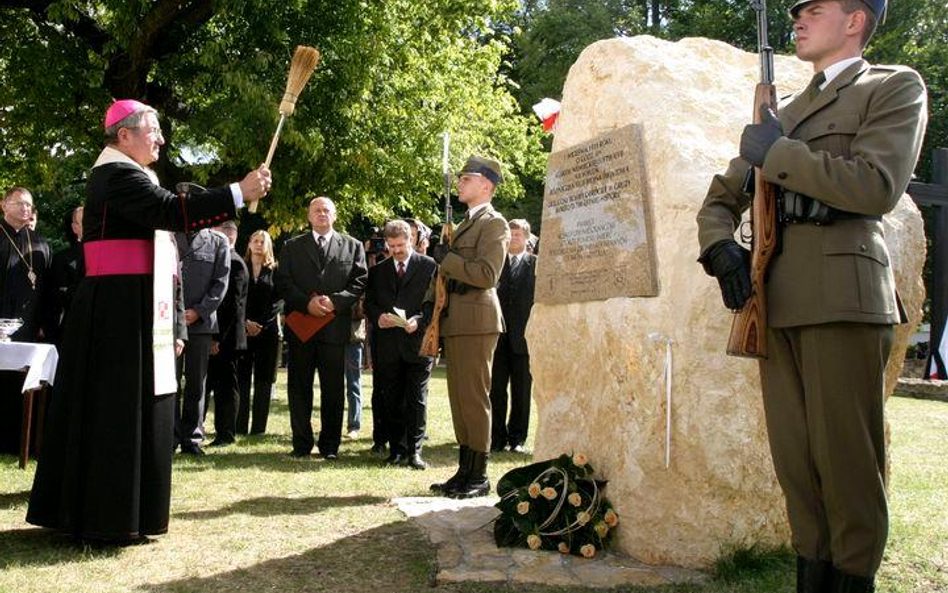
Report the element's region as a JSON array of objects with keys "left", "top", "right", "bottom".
[{"left": 525, "top": 36, "right": 926, "bottom": 568}]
